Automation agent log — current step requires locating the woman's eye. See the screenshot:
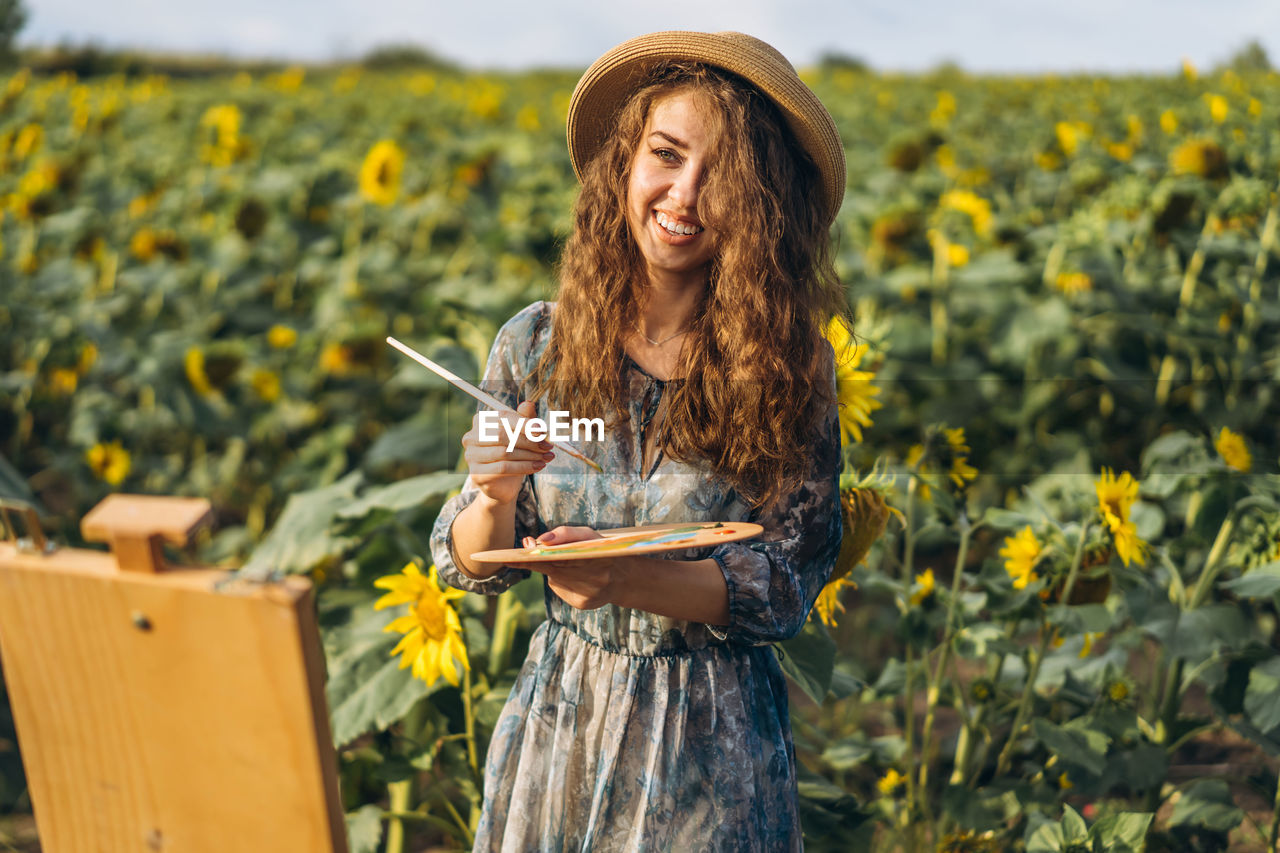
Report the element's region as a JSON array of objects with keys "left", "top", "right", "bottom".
[{"left": 654, "top": 148, "right": 678, "bottom": 162}]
